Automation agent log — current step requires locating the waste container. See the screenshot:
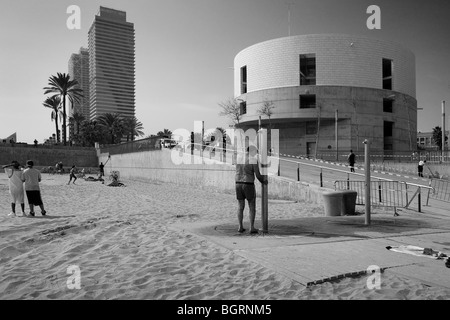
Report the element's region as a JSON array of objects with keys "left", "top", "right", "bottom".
[
  {"left": 341, "top": 190, "right": 357, "bottom": 216},
  {"left": 322, "top": 192, "right": 344, "bottom": 216}
]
